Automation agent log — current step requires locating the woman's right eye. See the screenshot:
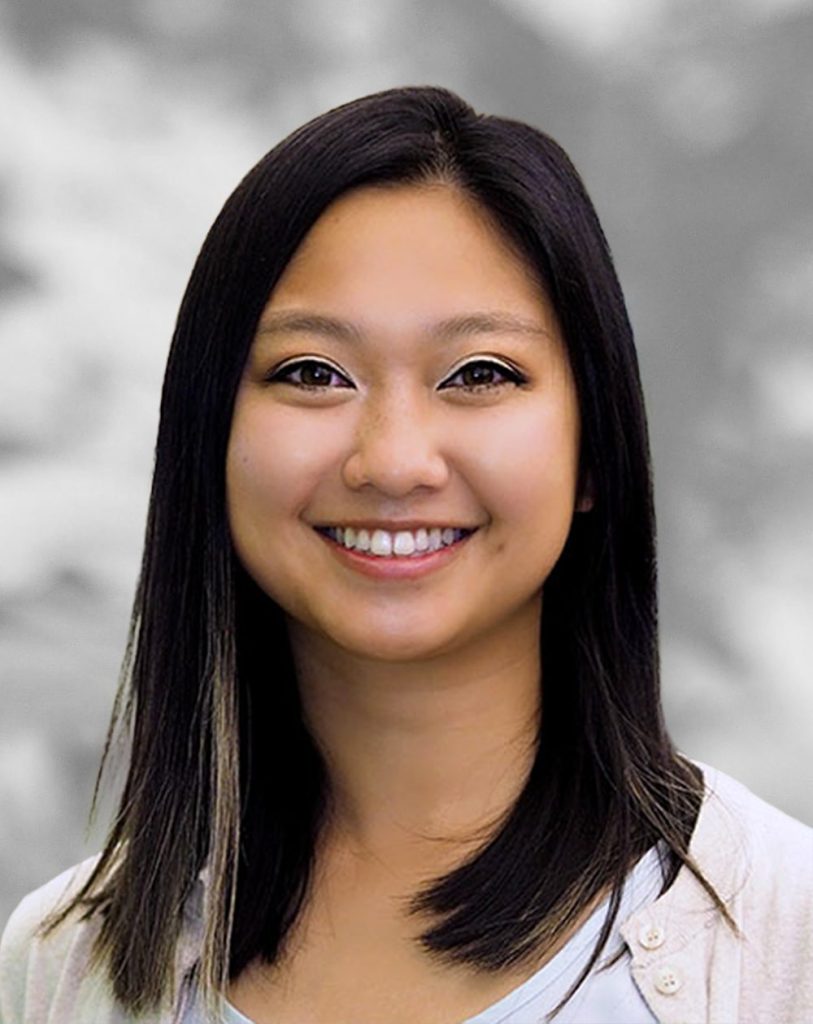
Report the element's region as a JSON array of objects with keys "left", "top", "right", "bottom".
[{"left": 267, "top": 359, "right": 353, "bottom": 390}]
